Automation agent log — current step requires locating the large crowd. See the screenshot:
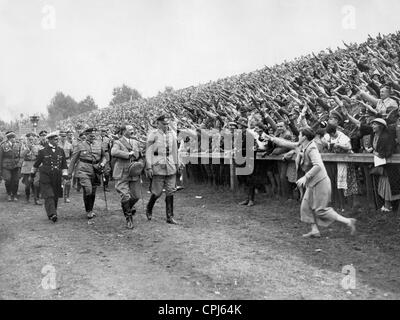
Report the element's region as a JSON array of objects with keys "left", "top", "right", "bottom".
[
  {"left": 2, "top": 31, "right": 400, "bottom": 225},
  {"left": 55, "top": 31, "right": 400, "bottom": 213}
]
